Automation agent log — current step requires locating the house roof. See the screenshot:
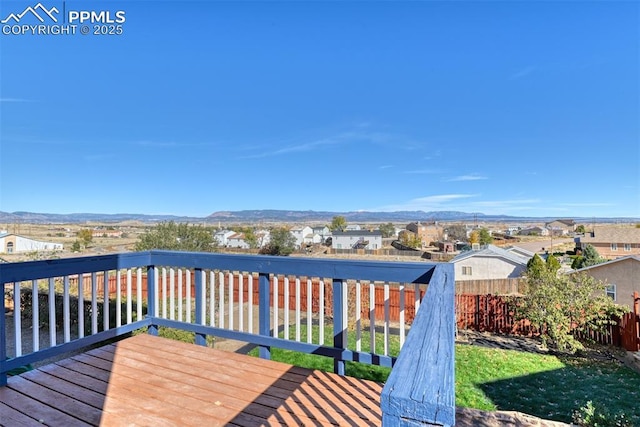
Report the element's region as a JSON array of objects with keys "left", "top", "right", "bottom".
[
  {"left": 505, "top": 246, "right": 536, "bottom": 259},
  {"left": 572, "top": 255, "right": 640, "bottom": 273},
  {"left": 451, "top": 244, "right": 529, "bottom": 266},
  {"left": 579, "top": 226, "right": 640, "bottom": 244},
  {"left": 546, "top": 219, "right": 575, "bottom": 227},
  {"left": 332, "top": 230, "right": 382, "bottom": 237}
]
